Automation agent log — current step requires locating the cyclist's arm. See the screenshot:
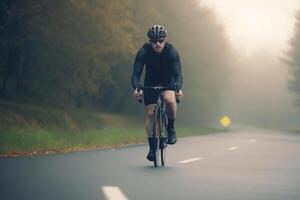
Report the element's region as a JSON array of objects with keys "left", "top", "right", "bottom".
[
  {"left": 170, "top": 48, "right": 183, "bottom": 90},
  {"left": 131, "top": 48, "right": 146, "bottom": 89}
]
